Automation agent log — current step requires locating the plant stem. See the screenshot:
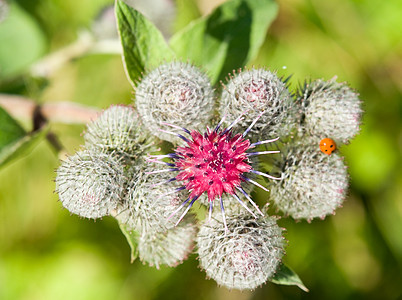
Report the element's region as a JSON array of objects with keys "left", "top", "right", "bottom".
[{"left": 0, "top": 94, "right": 100, "bottom": 124}]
